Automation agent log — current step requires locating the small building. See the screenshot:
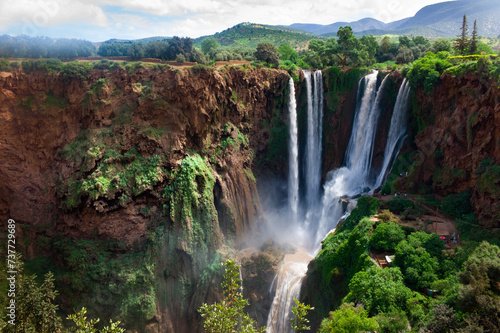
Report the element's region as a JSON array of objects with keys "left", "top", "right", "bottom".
[{"left": 385, "top": 255, "right": 395, "bottom": 266}]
